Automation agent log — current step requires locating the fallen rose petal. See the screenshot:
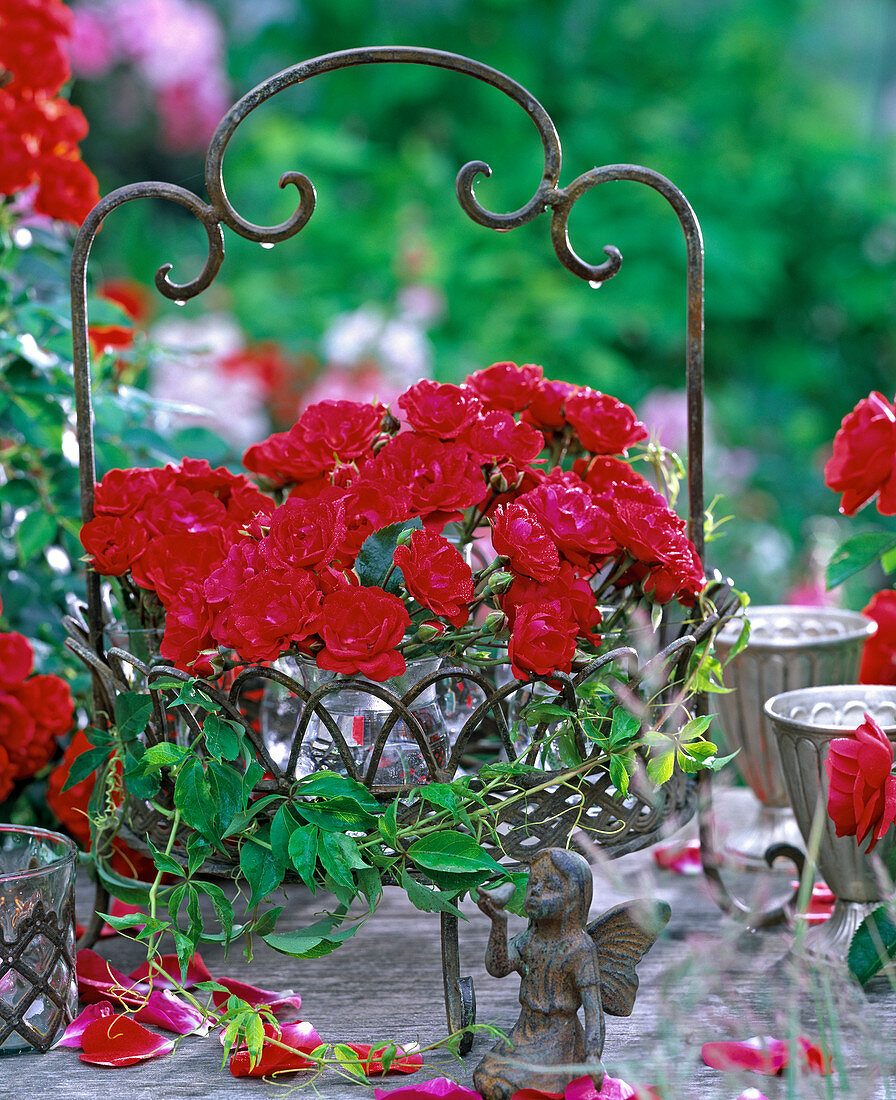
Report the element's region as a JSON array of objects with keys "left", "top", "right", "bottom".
[
  {"left": 701, "top": 1037, "right": 789, "bottom": 1075},
  {"left": 653, "top": 838, "right": 701, "bottom": 875},
  {"left": 373, "top": 1078, "right": 482, "bottom": 1100},
  {"left": 79, "top": 1013, "right": 175, "bottom": 1067},
  {"left": 566, "top": 1077, "right": 603, "bottom": 1100},
  {"left": 77, "top": 948, "right": 150, "bottom": 1007},
  {"left": 791, "top": 883, "right": 836, "bottom": 926},
  {"left": 346, "top": 1041, "right": 424, "bottom": 1076},
  {"left": 212, "top": 975, "right": 301, "bottom": 1017},
  {"left": 54, "top": 1001, "right": 114, "bottom": 1048},
  {"left": 132, "top": 988, "right": 211, "bottom": 1036},
  {"left": 129, "top": 953, "right": 213, "bottom": 990},
  {"left": 511, "top": 1090, "right": 563, "bottom": 1100},
  {"left": 796, "top": 1037, "right": 834, "bottom": 1075},
  {"left": 229, "top": 1019, "right": 323, "bottom": 1078}
]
